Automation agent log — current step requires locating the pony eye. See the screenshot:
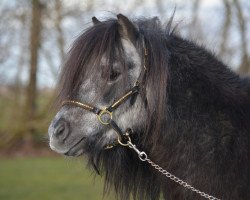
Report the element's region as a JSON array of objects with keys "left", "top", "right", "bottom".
[{"left": 109, "top": 70, "right": 120, "bottom": 81}]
